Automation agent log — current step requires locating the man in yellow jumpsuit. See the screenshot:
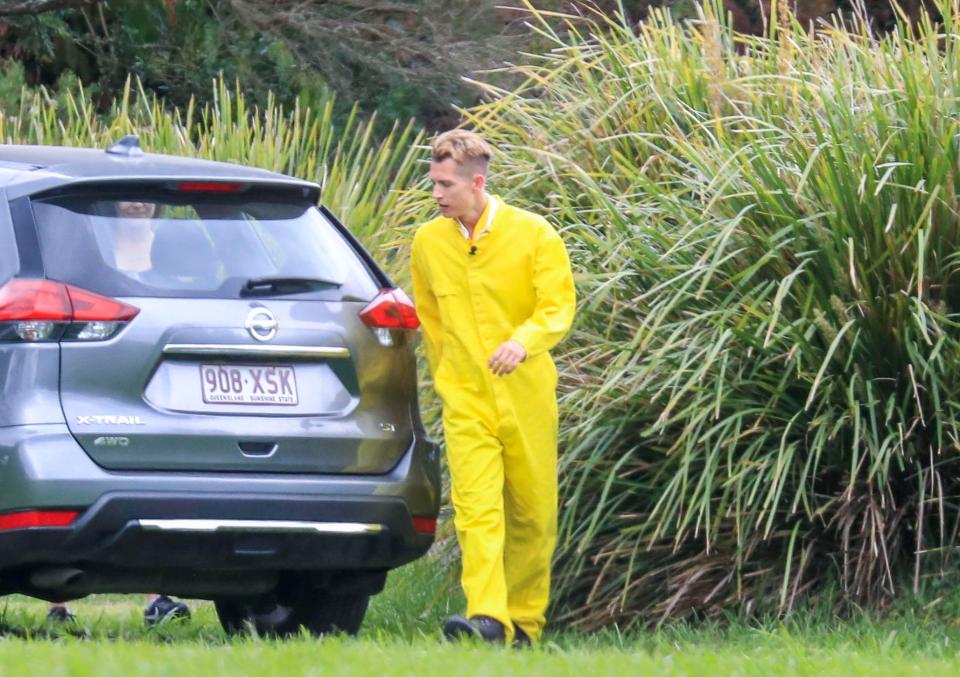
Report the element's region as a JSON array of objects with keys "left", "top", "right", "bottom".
[{"left": 411, "top": 130, "right": 576, "bottom": 644}]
